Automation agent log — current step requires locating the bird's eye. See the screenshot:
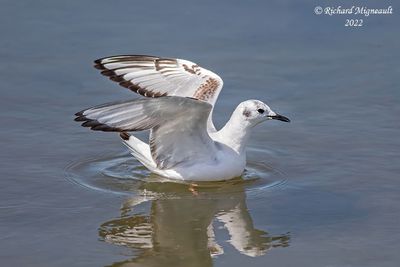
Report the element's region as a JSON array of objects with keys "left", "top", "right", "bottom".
[{"left": 257, "top": 109, "right": 265, "bottom": 114}]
